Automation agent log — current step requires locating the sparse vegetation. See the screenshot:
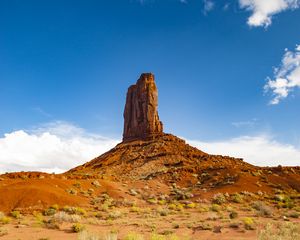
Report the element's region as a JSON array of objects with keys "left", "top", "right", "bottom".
[
  {"left": 258, "top": 222, "right": 300, "bottom": 240},
  {"left": 78, "top": 230, "right": 118, "bottom": 240},
  {"left": 212, "top": 193, "right": 226, "bottom": 205},
  {"left": 124, "top": 232, "right": 144, "bottom": 240},
  {"left": 252, "top": 201, "right": 273, "bottom": 217},
  {"left": 231, "top": 193, "right": 243, "bottom": 203},
  {"left": 0, "top": 227, "right": 8, "bottom": 236},
  {"left": 243, "top": 217, "right": 255, "bottom": 230},
  {"left": 72, "top": 222, "right": 85, "bottom": 233},
  {"left": 10, "top": 210, "right": 21, "bottom": 219},
  {"left": 210, "top": 204, "right": 221, "bottom": 212},
  {"left": 0, "top": 212, "right": 11, "bottom": 224},
  {"left": 53, "top": 211, "right": 81, "bottom": 223},
  {"left": 44, "top": 206, "right": 57, "bottom": 216},
  {"left": 229, "top": 211, "right": 238, "bottom": 219}
]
